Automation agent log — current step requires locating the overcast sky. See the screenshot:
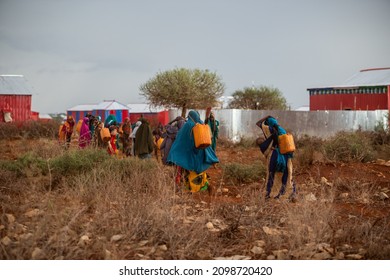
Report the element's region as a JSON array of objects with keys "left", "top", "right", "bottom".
[{"left": 1, "top": 0, "right": 389, "bottom": 113}]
